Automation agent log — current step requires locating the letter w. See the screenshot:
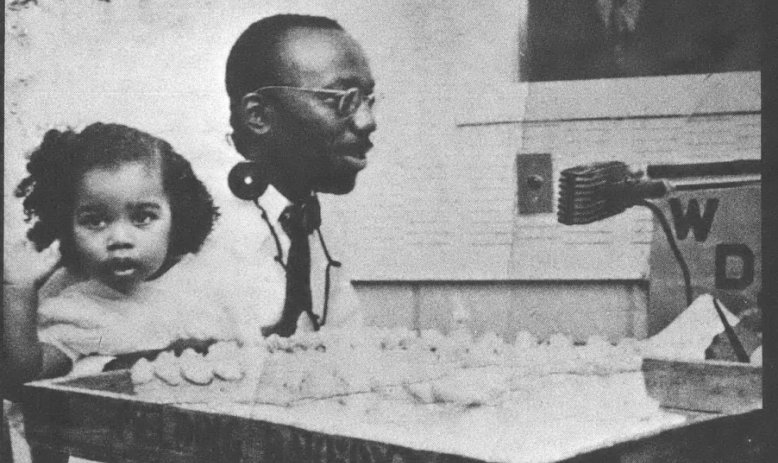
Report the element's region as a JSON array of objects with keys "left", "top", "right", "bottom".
[{"left": 669, "top": 198, "right": 719, "bottom": 242}]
